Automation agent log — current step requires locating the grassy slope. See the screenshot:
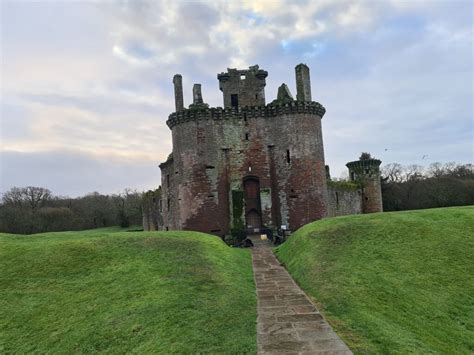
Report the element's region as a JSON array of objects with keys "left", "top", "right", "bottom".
[
  {"left": 0, "top": 228, "right": 256, "bottom": 353},
  {"left": 275, "top": 206, "right": 474, "bottom": 354}
]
